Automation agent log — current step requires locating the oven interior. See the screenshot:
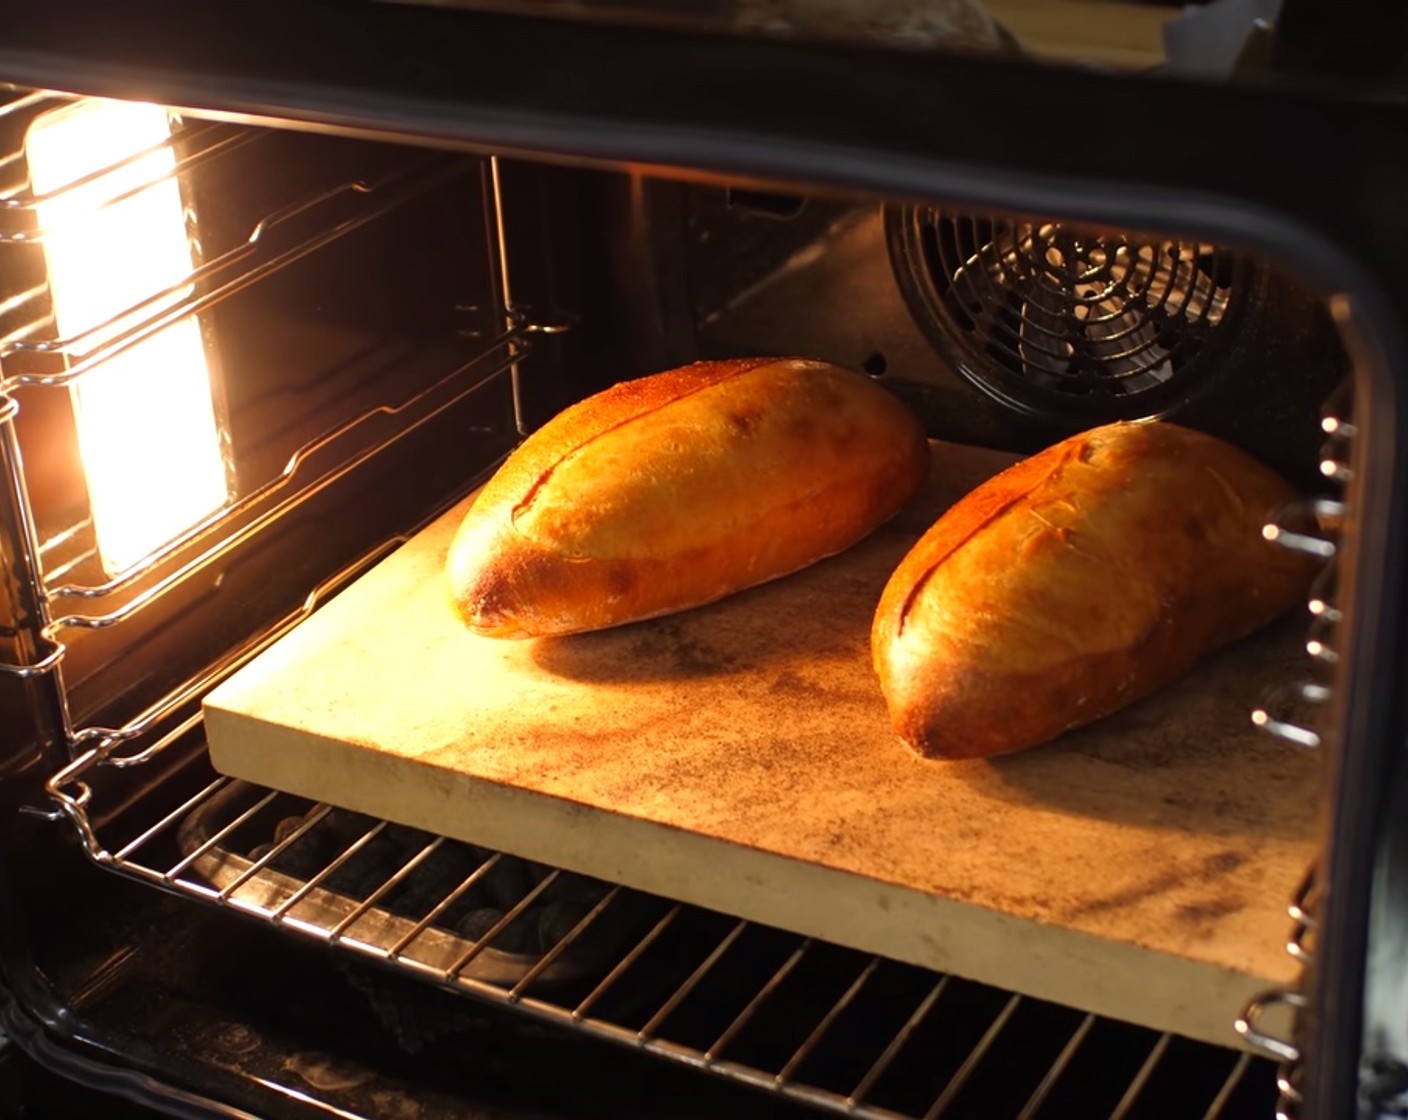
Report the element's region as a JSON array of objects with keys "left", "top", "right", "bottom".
[{"left": 0, "top": 91, "right": 1354, "bottom": 1120}]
